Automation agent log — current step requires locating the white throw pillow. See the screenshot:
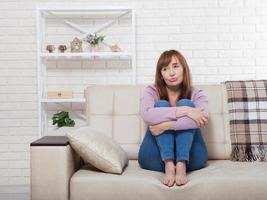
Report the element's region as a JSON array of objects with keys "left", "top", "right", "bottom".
[{"left": 67, "top": 126, "right": 128, "bottom": 174}]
